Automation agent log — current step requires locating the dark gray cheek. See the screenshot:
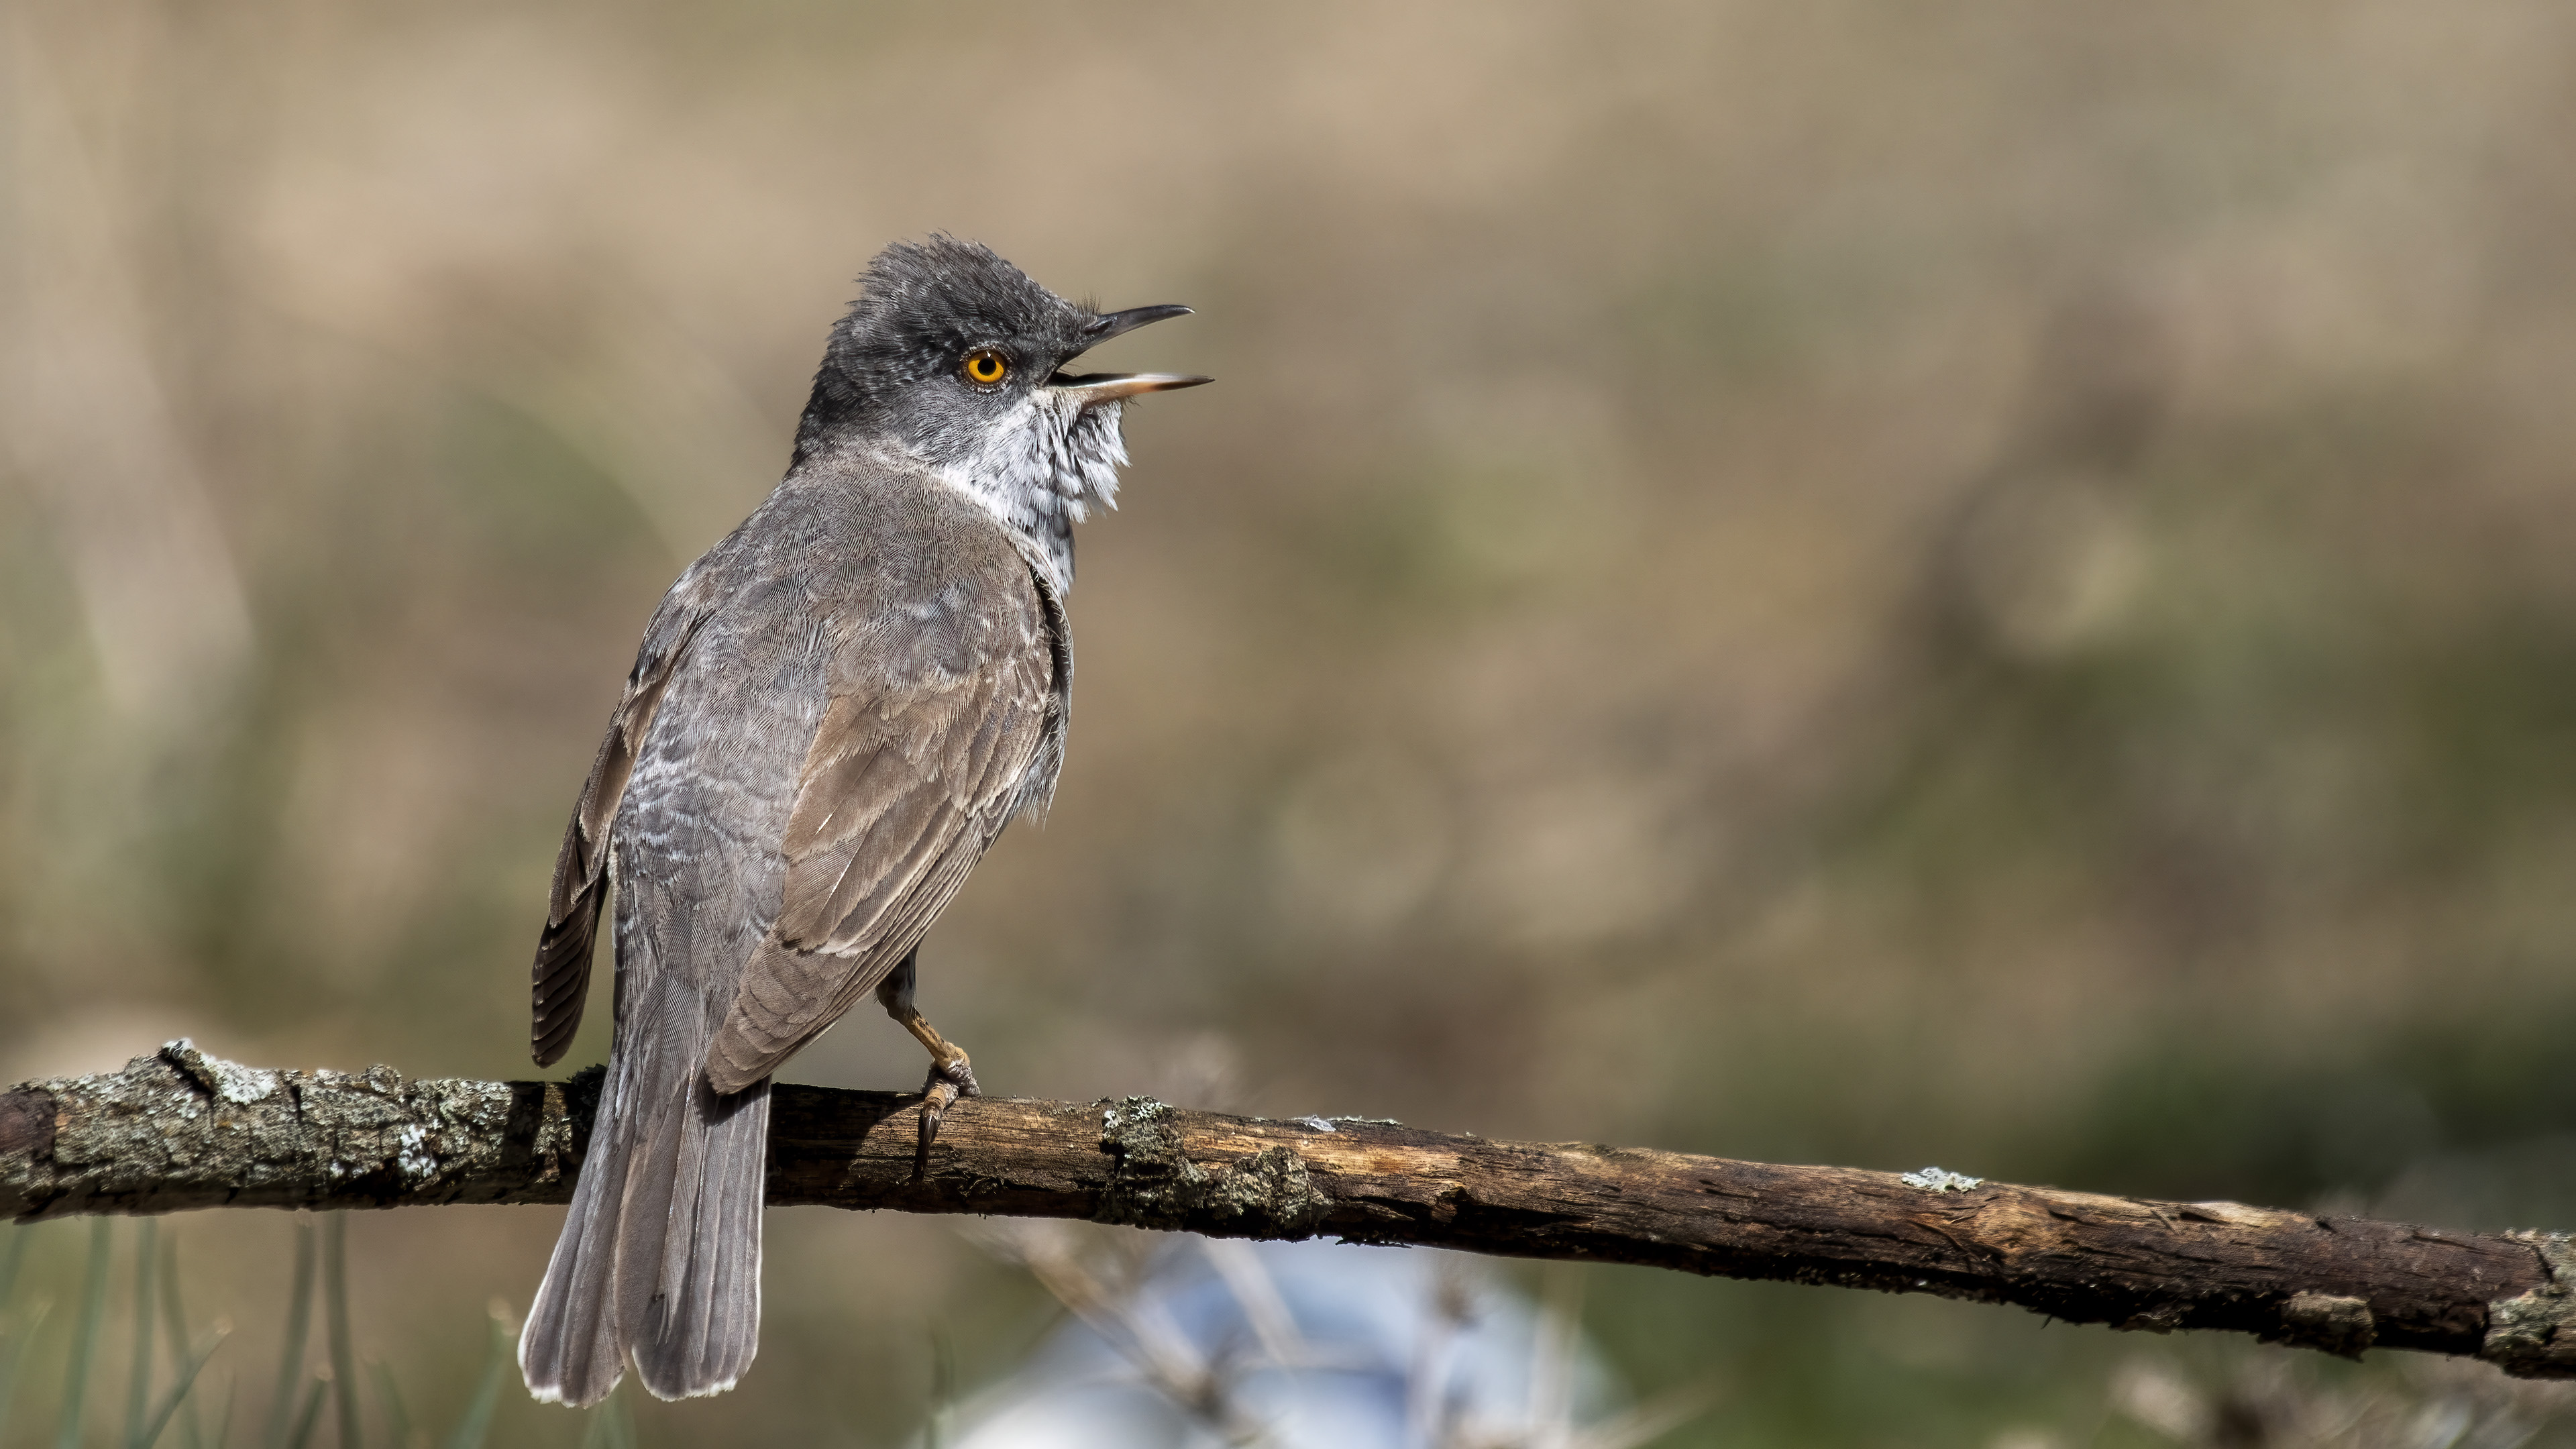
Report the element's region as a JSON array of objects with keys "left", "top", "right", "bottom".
[{"left": 906, "top": 391, "right": 998, "bottom": 469}]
